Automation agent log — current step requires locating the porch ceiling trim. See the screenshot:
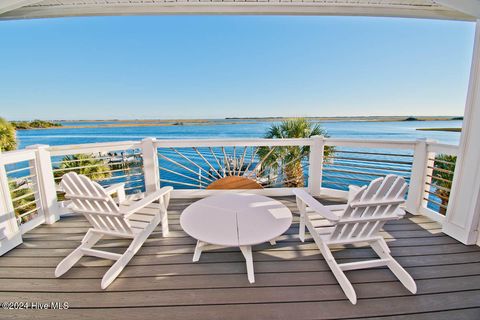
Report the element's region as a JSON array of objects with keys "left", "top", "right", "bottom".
[
  {"left": 0, "top": 0, "right": 476, "bottom": 21},
  {"left": 434, "top": 0, "right": 480, "bottom": 19}
]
